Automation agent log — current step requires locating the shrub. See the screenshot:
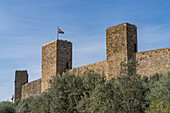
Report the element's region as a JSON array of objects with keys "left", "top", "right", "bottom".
[
  {"left": 145, "top": 72, "right": 170, "bottom": 113},
  {"left": 46, "top": 70, "right": 106, "bottom": 113},
  {"left": 0, "top": 101, "right": 15, "bottom": 113},
  {"left": 146, "top": 99, "right": 170, "bottom": 113},
  {"left": 15, "top": 97, "right": 33, "bottom": 113},
  {"left": 82, "top": 60, "right": 148, "bottom": 113}
]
